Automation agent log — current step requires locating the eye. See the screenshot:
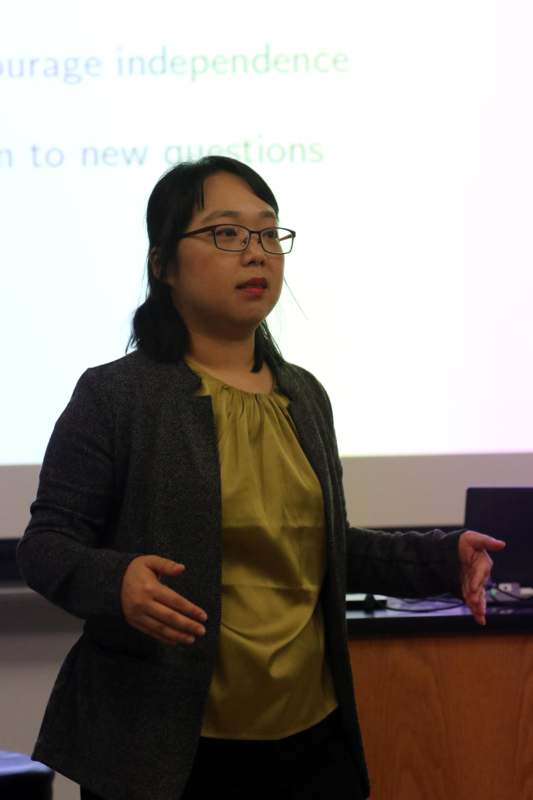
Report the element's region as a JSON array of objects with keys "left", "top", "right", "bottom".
[
  {"left": 216, "top": 225, "right": 240, "bottom": 238},
  {"left": 263, "top": 228, "right": 279, "bottom": 239}
]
